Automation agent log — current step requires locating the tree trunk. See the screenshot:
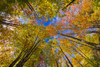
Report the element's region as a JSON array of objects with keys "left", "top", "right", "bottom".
[
  {"left": 59, "top": 46, "right": 73, "bottom": 67},
  {"left": 9, "top": 50, "right": 23, "bottom": 67},
  {"left": 15, "top": 40, "right": 40, "bottom": 67}
]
